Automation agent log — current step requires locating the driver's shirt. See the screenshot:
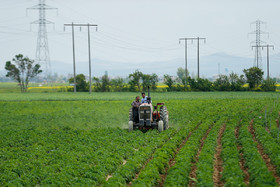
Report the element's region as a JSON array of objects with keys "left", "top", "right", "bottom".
[{"left": 141, "top": 96, "right": 148, "bottom": 103}]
